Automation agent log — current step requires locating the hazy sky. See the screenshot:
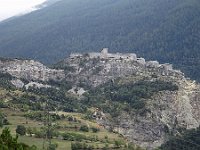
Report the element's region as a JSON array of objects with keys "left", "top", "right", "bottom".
[{"left": 0, "top": 0, "right": 47, "bottom": 21}]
